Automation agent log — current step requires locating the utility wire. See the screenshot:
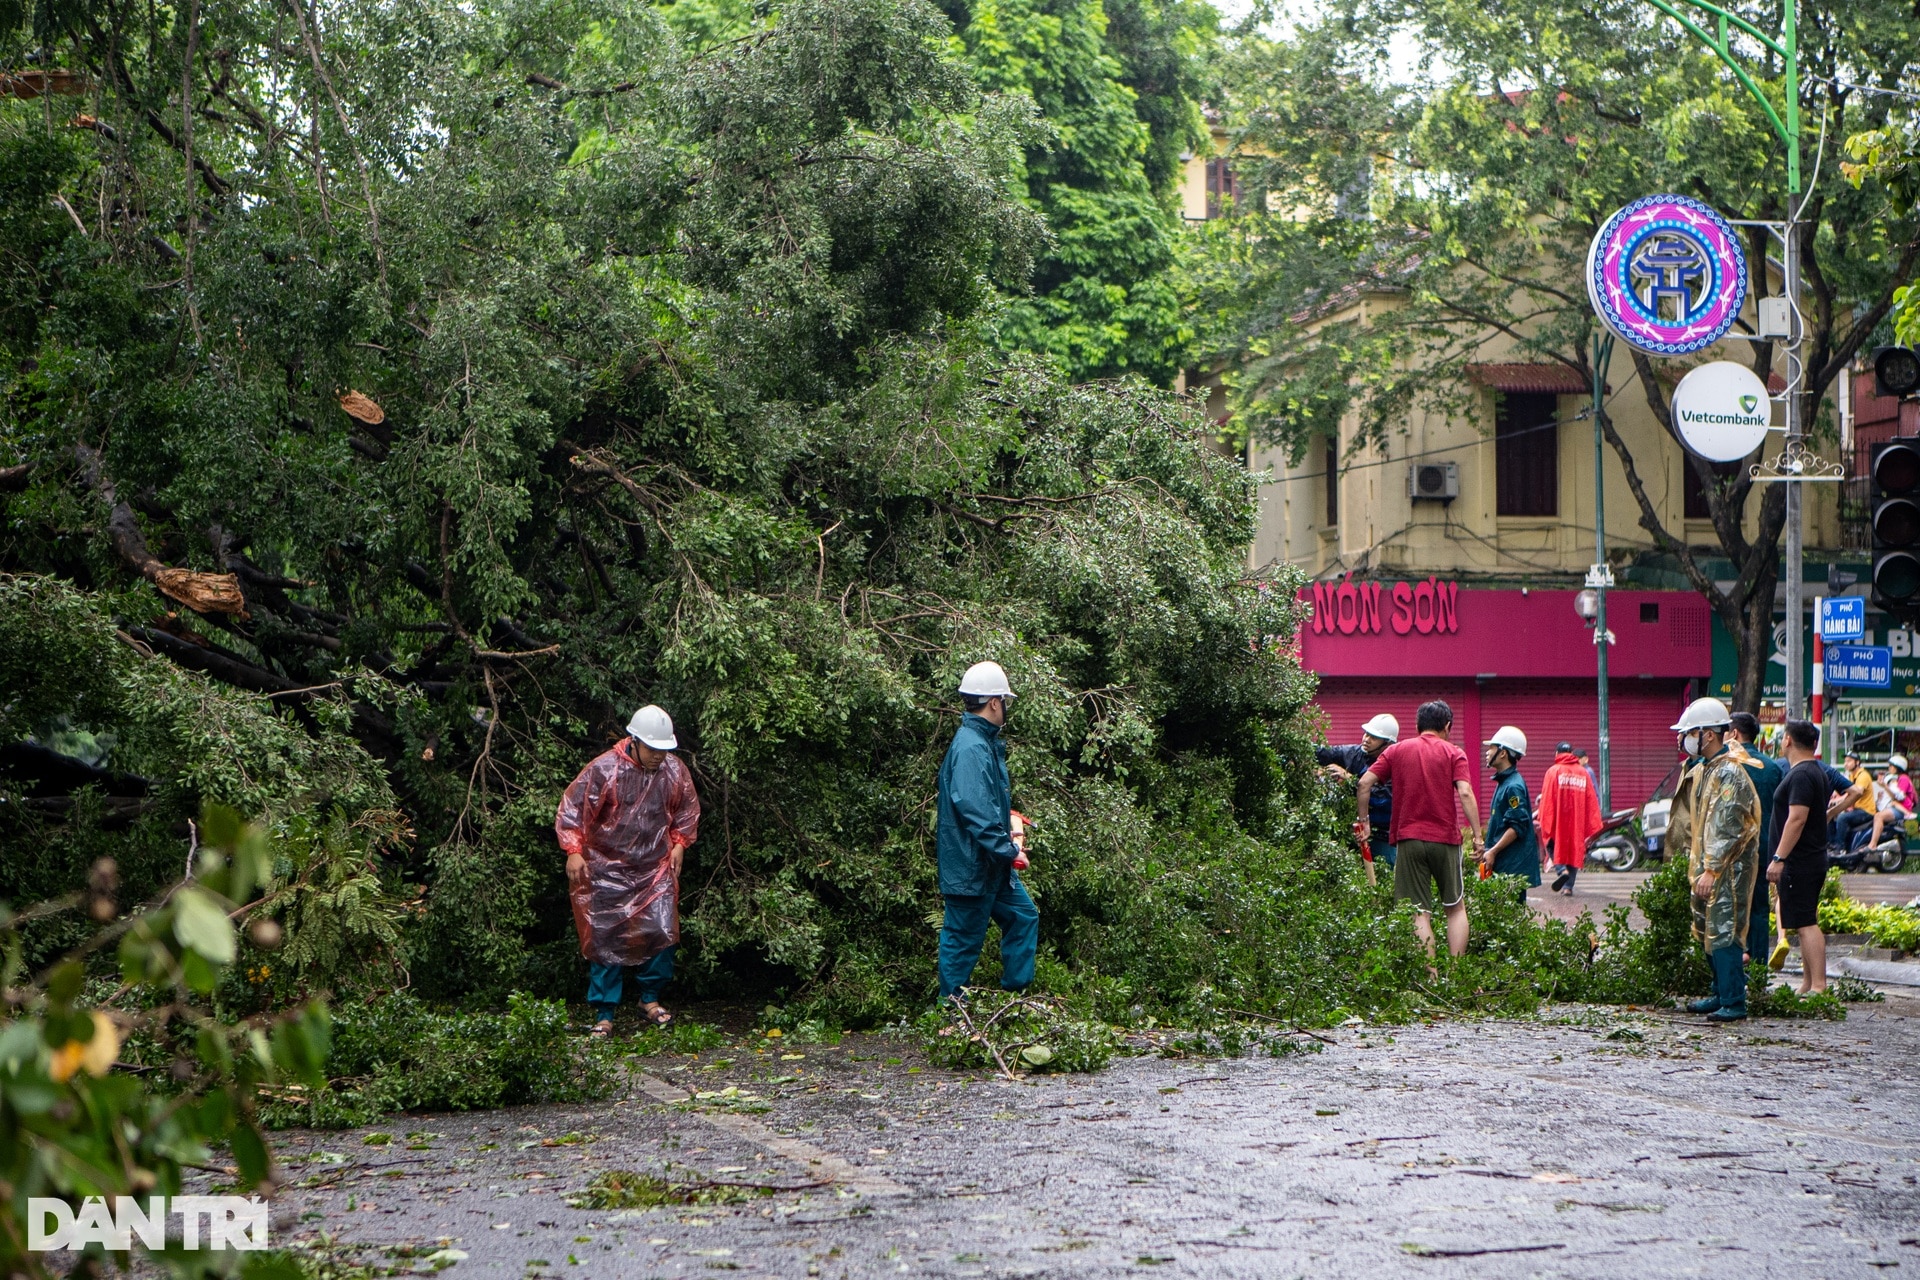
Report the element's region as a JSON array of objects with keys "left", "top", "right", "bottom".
[
  {"left": 1805, "top": 73, "right": 1920, "bottom": 104},
  {"left": 1250, "top": 380, "right": 1635, "bottom": 486}
]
